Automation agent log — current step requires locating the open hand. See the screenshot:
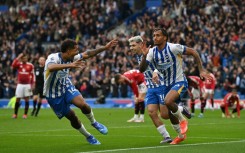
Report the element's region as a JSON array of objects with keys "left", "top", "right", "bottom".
[
  {"left": 72, "top": 59, "right": 86, "bottom": 69},
  {"left": 141, "top": 41, "right": 151, "bottom": 56},
  {"left": 105, "top": 39, "right": 118, "bottom": 50}
]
